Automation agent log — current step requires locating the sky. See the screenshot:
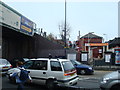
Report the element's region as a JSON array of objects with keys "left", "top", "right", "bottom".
[{"left": 2, "top": 0, "right": 119, "bottom": 42}]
